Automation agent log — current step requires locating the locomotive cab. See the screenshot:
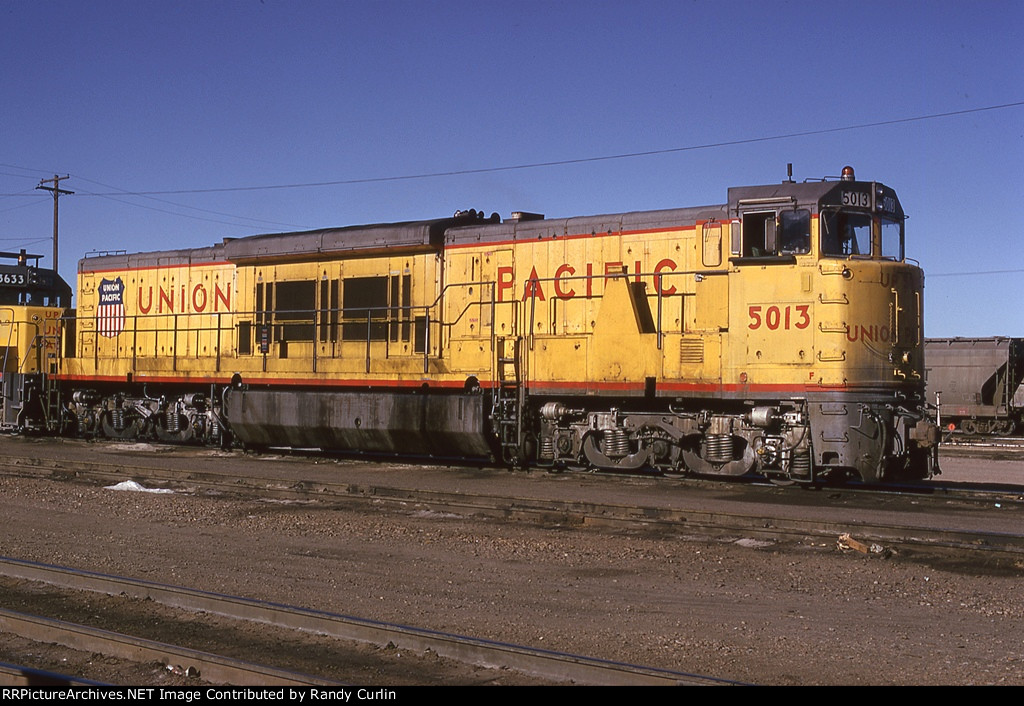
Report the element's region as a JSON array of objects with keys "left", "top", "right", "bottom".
[
  {"left": 726, "top": 167, "right": 937, "bottom": 482},
  {"left": 0, "top": 250, "right": 72, "bottom": 431}
]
